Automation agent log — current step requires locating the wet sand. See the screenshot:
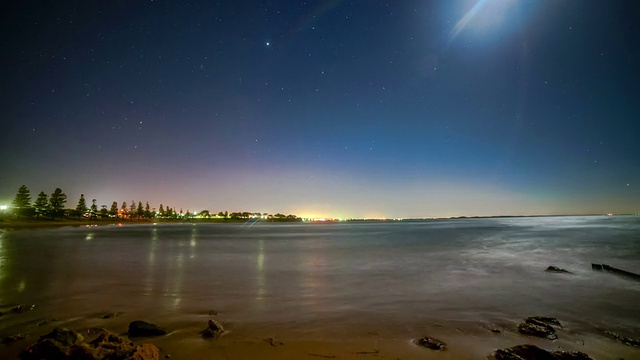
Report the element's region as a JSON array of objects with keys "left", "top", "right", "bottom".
[{"left": 1, "top": 307, "right": 638, "bottom": 359}]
